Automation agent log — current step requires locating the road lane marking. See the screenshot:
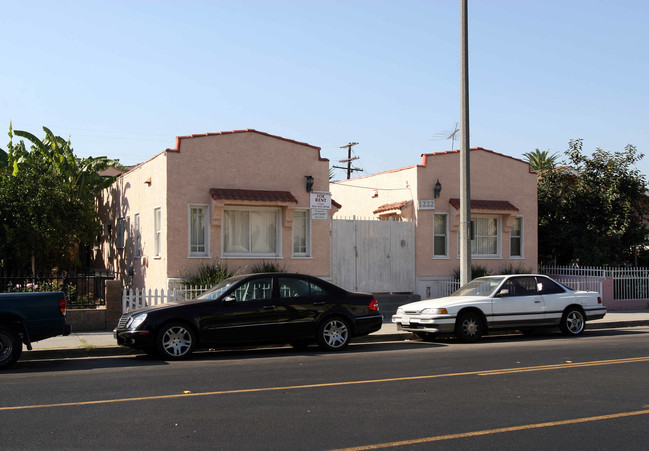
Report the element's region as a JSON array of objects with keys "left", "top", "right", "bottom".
[
  {"left": 330, "top": 408, "right": 649, "bottom": 450},
  {"left": 2, "top": 356, "right": 649, "bottom": 411}
]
